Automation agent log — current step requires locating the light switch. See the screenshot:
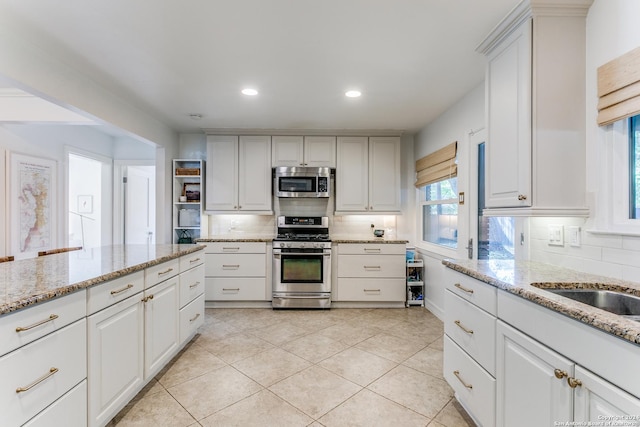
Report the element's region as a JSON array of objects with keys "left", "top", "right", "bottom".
[
  {"left": 548, "top": 225, "right": 564, "bottom": 246},
  {"left": 568, "top": 226, "right": 581, "bottom": 247}
]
